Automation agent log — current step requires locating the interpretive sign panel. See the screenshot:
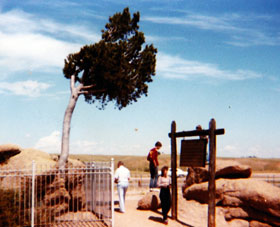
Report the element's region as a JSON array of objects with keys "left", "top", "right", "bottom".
[{"left": 180, "top": 139, "right": 207, "bottom": 167}]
